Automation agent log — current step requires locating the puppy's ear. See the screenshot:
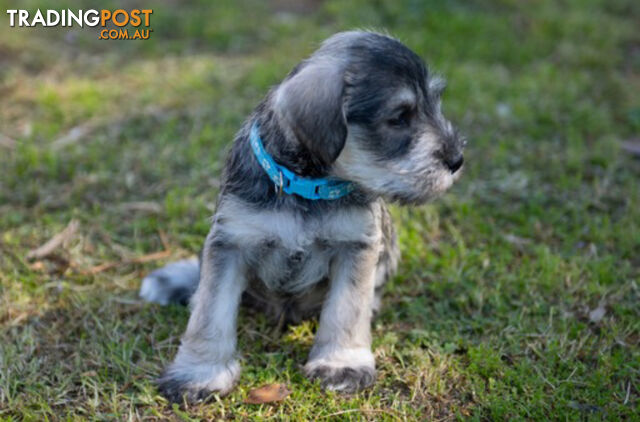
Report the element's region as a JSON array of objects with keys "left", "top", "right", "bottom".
[
  {"left": 275, "top": 61, "right": 347, "bottom": 165},
  {"left": 428, "top": 76, "right": 447, "bottom": 100}
]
